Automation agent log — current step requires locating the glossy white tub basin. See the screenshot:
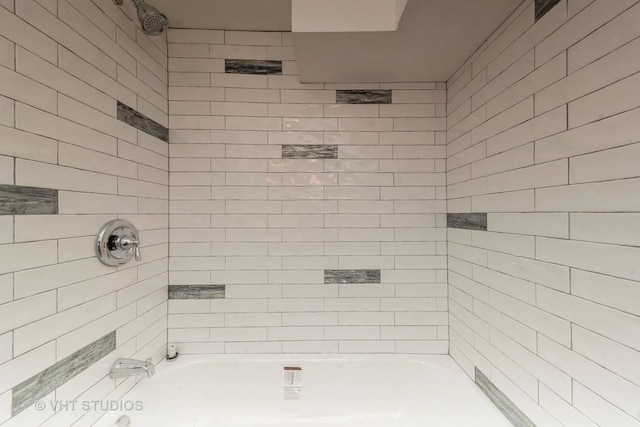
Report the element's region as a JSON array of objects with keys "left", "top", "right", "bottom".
[{"left": 97, "top": 355, "right": 510, "bottom": 427}]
